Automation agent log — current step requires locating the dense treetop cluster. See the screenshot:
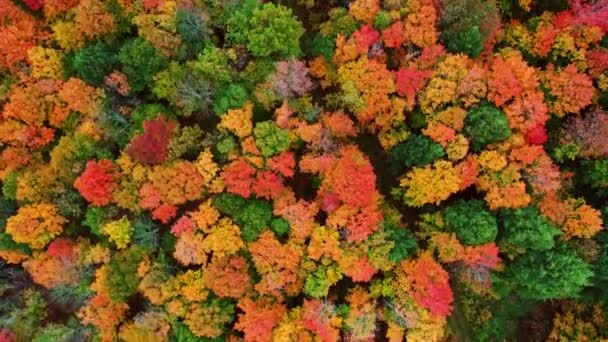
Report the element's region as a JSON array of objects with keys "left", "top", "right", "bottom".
[{"left": 0, "top": 0, "right": 607, "bottom": 341}]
